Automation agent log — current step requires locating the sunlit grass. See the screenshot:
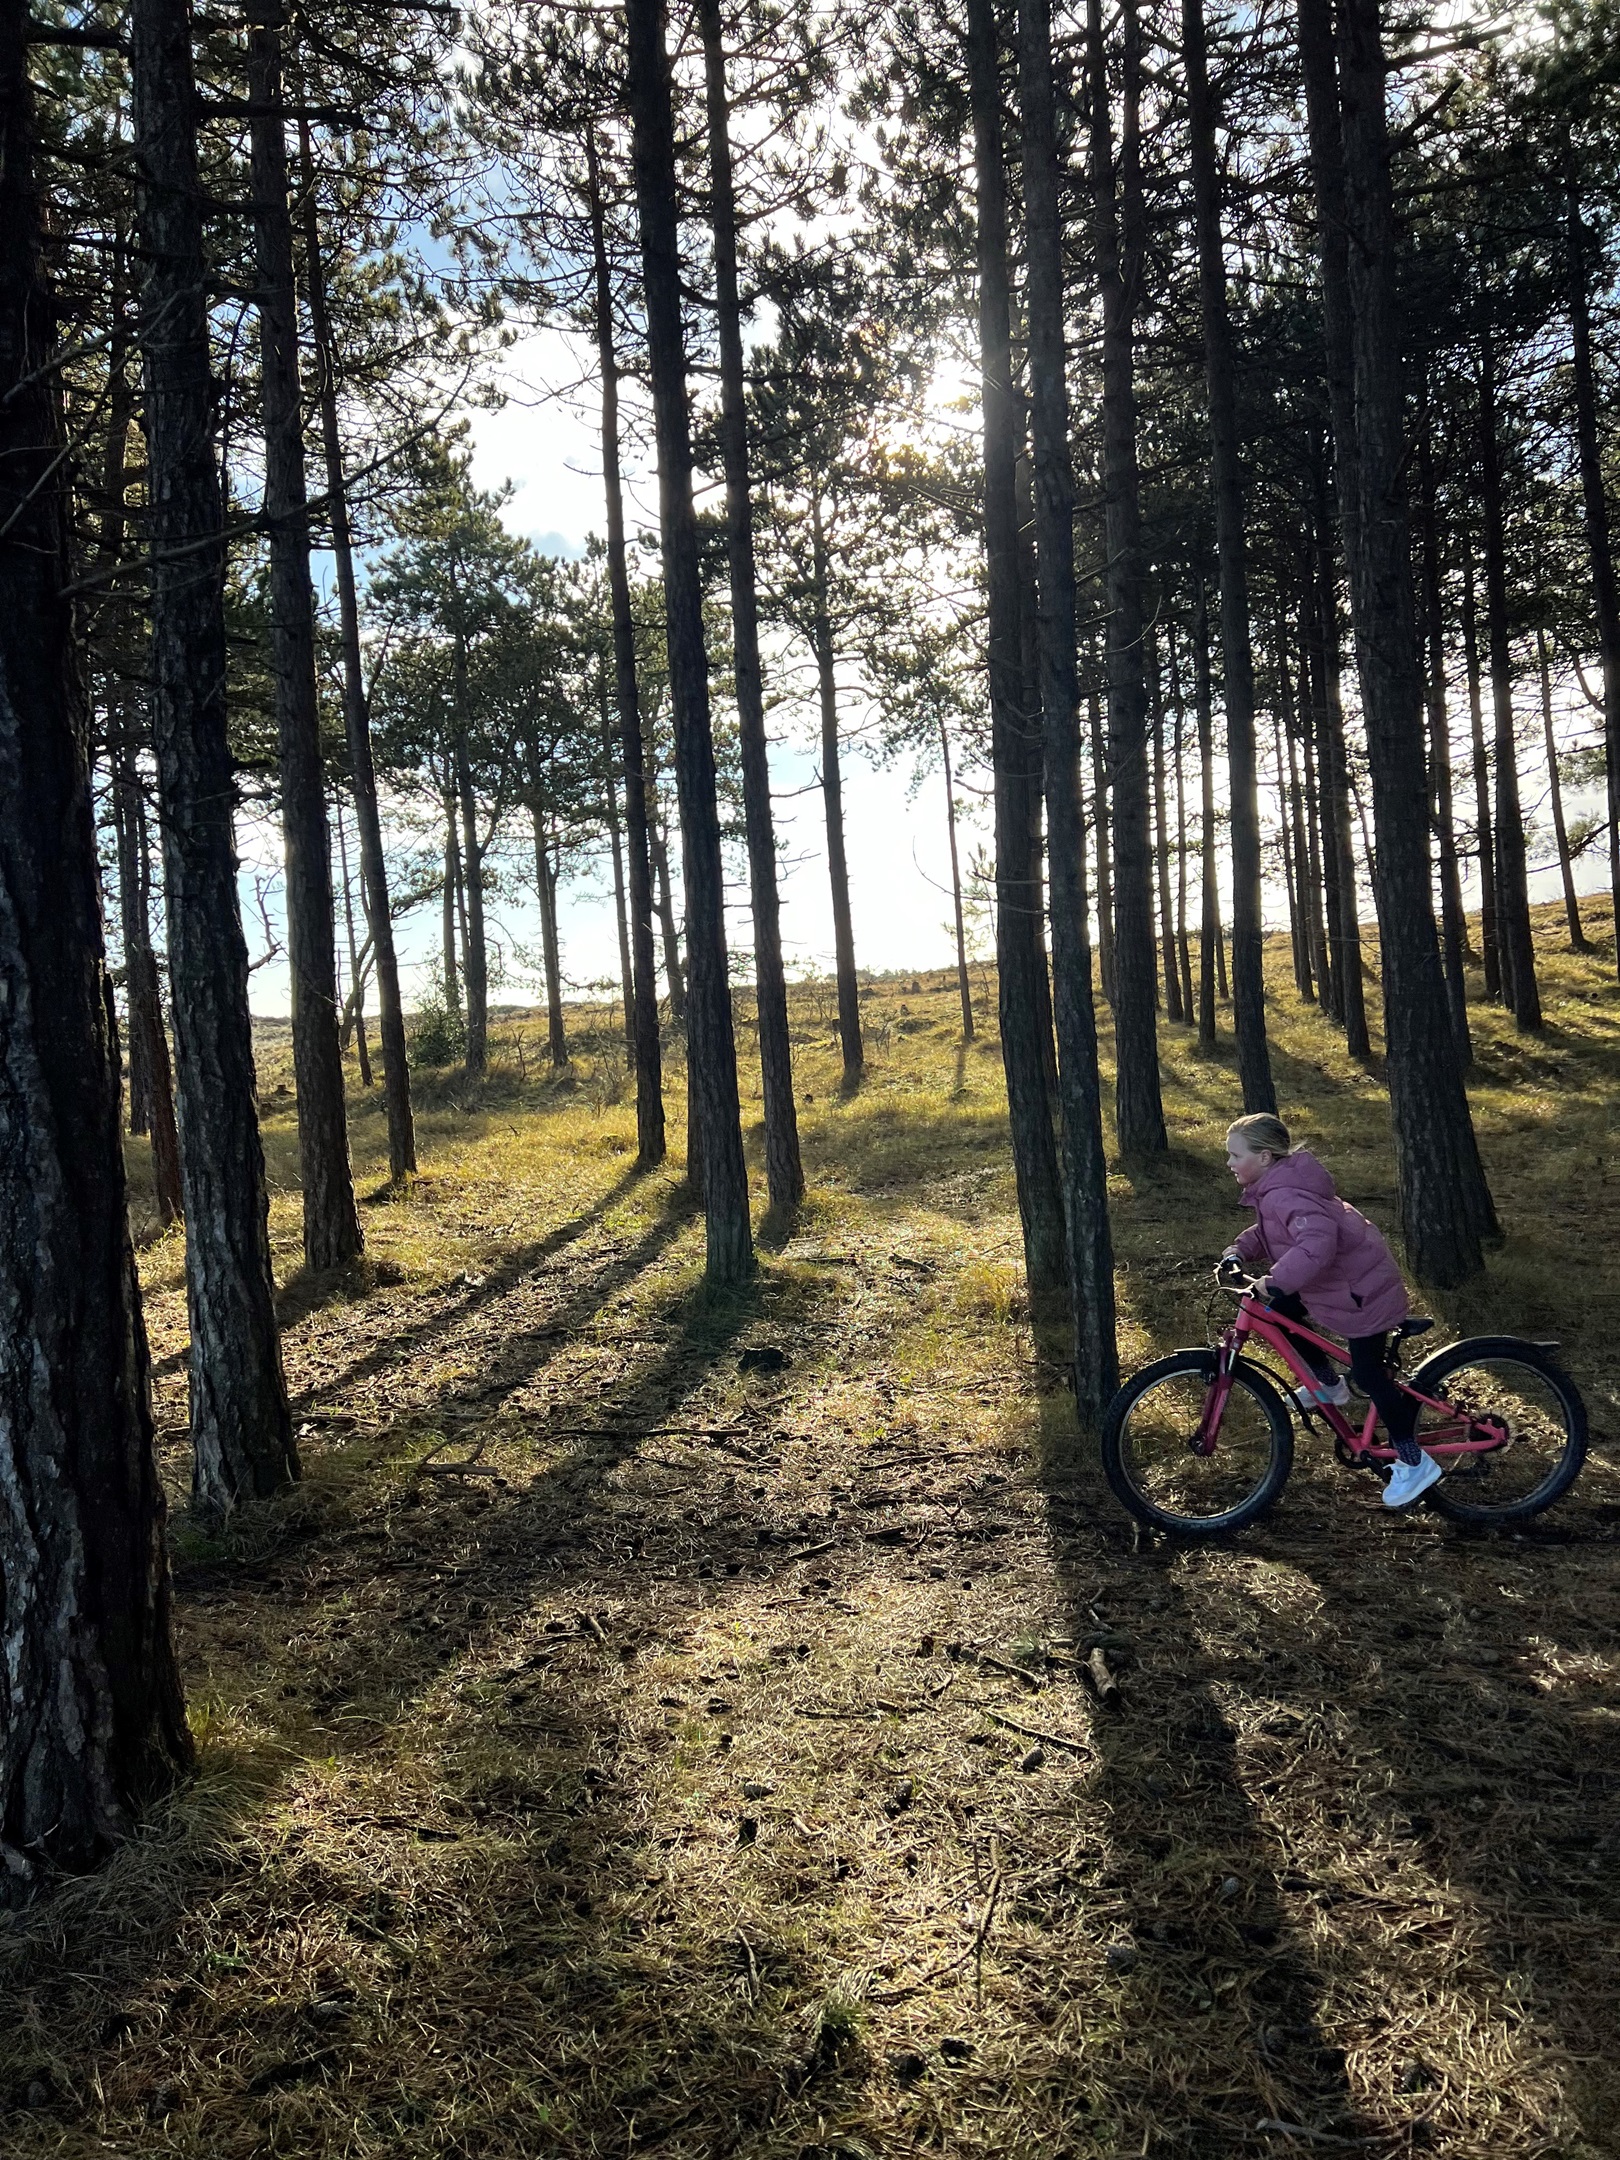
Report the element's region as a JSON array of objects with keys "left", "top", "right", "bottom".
[{"left": 26, "top": 901, "right": 1614, "bottom": 2157}]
